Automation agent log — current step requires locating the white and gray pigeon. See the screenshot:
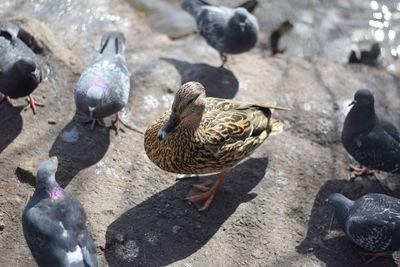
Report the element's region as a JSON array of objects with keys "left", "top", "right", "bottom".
[
  {"left": 342, "top": 89, "right": 400, "bottom": 176},
  {"left": 0, "top": 20, "right": 43, "bottom": 113},
  {"left": 22, "top": 157, "right": 98, "bottom": 267},
  {"left": 182, "top": 0, "right": 259, "bottom": 66},
  {"left": 74, "top": 32, "right": 130, "bottom": 130},
  {"left": 328, "top": 193, "right": 400, "bottom": 263}
]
